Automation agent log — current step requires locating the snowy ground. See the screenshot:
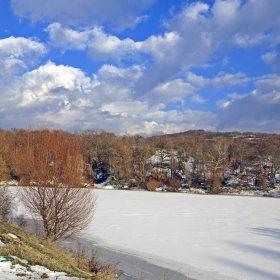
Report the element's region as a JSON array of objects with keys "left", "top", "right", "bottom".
[
  {"left": 0, "top": 232, "right": 85, "bottom": 280},
  {"left": 82, "top": 190, "right": 280, "bottom": 280},
  {"left": 0, "top": 255, "right": 83, "bottom": 280}
]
